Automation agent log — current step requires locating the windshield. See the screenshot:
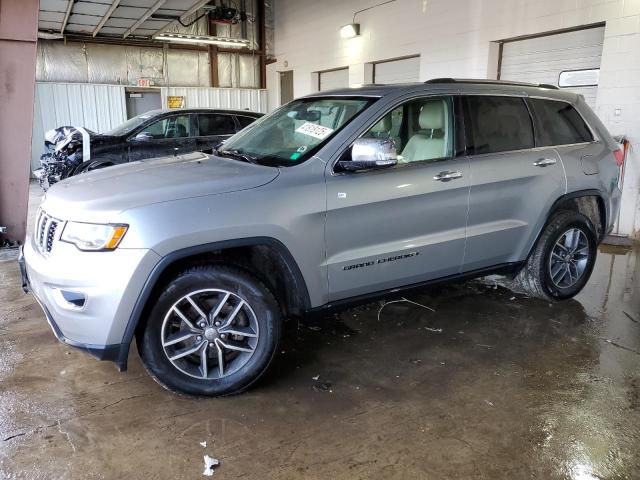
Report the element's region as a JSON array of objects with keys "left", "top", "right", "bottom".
[
  {"left": 219, "top": 97, "right": 375, "bottom": 166},
  {"left": 104, "top": 111, "right": 160, "bottom": 136}
]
